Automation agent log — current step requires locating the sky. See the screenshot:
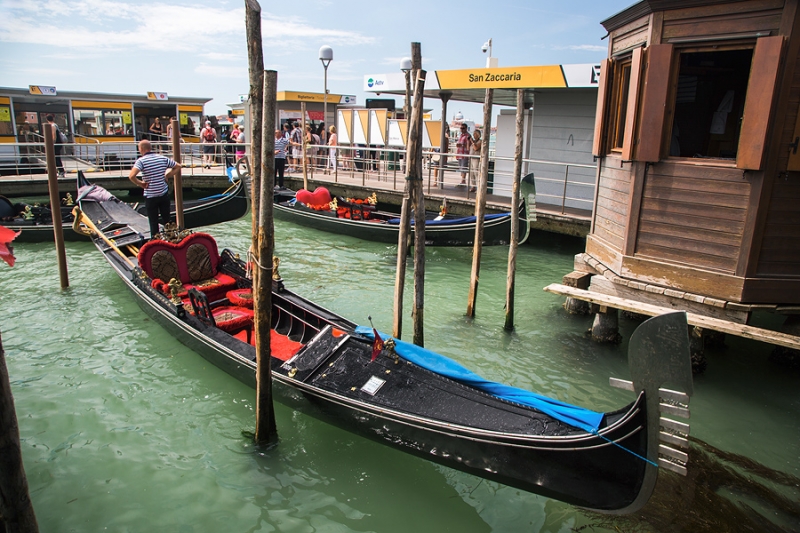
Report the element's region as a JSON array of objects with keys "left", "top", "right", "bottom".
[{"left": 0, "top": 0, "right": 637, "bottom": 122}]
